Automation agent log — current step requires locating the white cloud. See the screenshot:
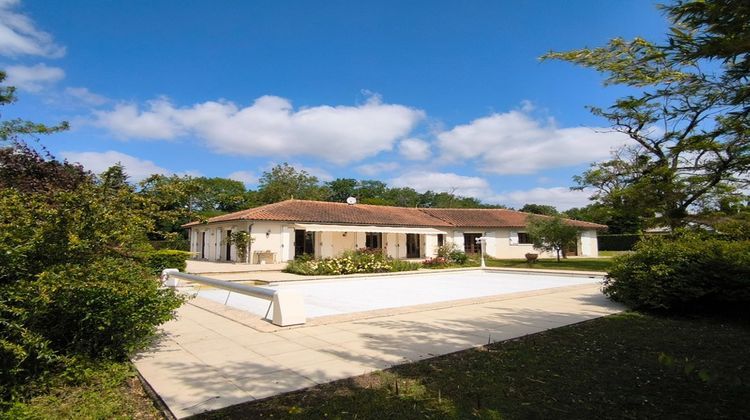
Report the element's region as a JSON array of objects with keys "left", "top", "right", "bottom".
[
  {"left": 0, "top": 0, "right": 65, "bottom": 57},
  {"left": 227, "top": 170, "right": 258, "bottom": 186},
  {"left": 60, "top": 150, "right": 171, "bottom": 182},
  {"left": 92, "top": 94, "right": 425, "bottom": 164},
  {"left": 390, "top": 171, "right": 491, "bottom": 198},
  {"left": 5, "top": 63, "right": 63, "bottom": 92},
  {"left": 487, "top": 187, "right": 595, "bottom": 211},
  {"left": 64, "top": 87, "right": 109, "bottom": 106},
  {"left": 398, "top": 137, "right": 431, "bottom": 160},
  {"left": 92, "top": 98, "right": 184, "bottom": 140},
  {"left": 356, "top": 161, "right": 400, "bottom": 176},
  {"left": 437, "top": 109, "right": 628, "bottom": 174}
]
